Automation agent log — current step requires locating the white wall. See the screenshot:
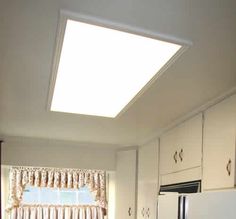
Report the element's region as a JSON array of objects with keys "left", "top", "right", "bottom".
[
  {"left": 1, "top": 136, "right": 117, "bottom": 170},
  {"left": 1, "top": 165, "right": 10, "bottom": 219},
  {"left": 1, "top": 136, "right": 117, "bottom": 219},
  {"left": 107, "top": 172, "right": 116, "bottom": 219}
]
